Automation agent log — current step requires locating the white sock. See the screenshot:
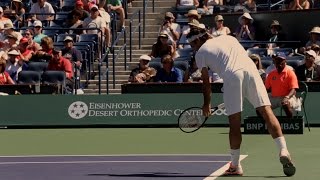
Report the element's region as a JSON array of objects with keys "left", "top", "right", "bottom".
[
  {"left": 274, "top": 136, "right": 288, "bottom": 151},
  {"left": 230, "top": 149, "right": 240, "bottom": 167}
]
